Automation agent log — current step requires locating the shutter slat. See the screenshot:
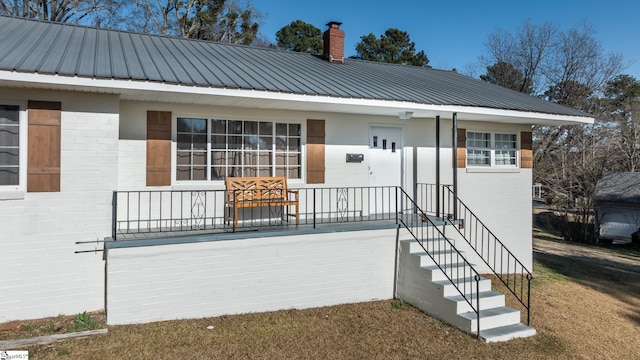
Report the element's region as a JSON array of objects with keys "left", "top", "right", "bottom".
[
  {"left": 146, "top": 111, "right": 172, "bottom": 186},
  {"left": 27, "top": 100, "right": 61, "bottom": 192},
  {"left": 521, "top": 131, "right": 533, "bottom": 169},
  {"left": 457, "top": 128, "right": 466, "bottom": 168},
  {"left": 306, "top": 119, "right": 325, "bottom": 184}
]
